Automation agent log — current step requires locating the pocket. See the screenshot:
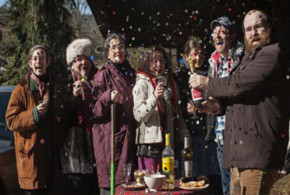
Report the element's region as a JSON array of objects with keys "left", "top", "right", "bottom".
[{"left": 18, "top": 131, "right": 36, "bottom": 157}]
